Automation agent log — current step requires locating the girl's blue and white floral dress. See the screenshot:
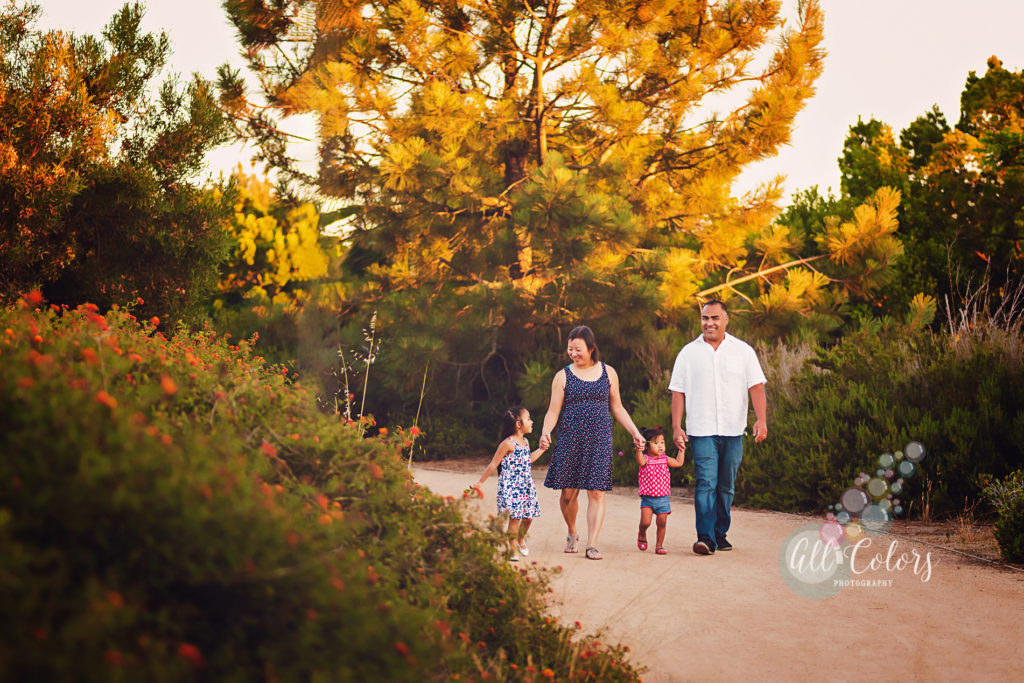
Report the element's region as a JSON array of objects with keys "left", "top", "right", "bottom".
[{"left": 496, "top": 437, "right": 541, "bottom": 519}]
